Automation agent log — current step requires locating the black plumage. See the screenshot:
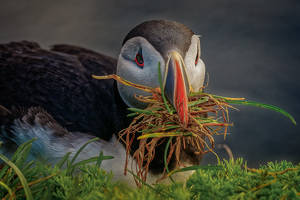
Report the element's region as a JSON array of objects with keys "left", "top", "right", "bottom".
[
  {"left": 0, "top": 41, "right": 130, "bottom": 141},
  {"left": 123, "top": 20, "right": 194, "bottom": 60}
]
